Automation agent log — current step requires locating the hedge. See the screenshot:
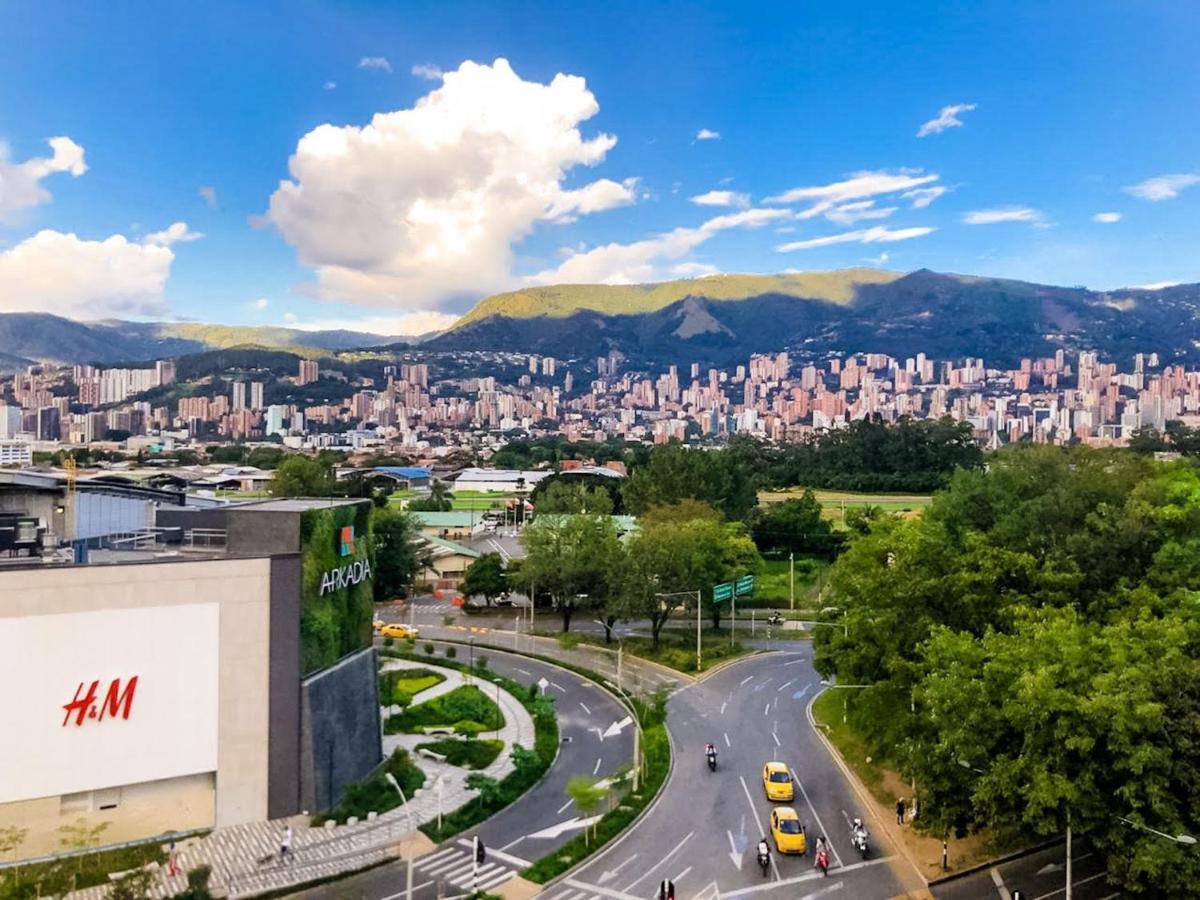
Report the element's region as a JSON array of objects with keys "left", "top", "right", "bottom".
[
  {"left": 414, "top": 738, "right": 504, "bottom": 770},
  {"left": 314, "top": 748, "right": 425, "bottom": 825},
  {"left": 384, "top": 685, "right": 503, "bottom": 734}
]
